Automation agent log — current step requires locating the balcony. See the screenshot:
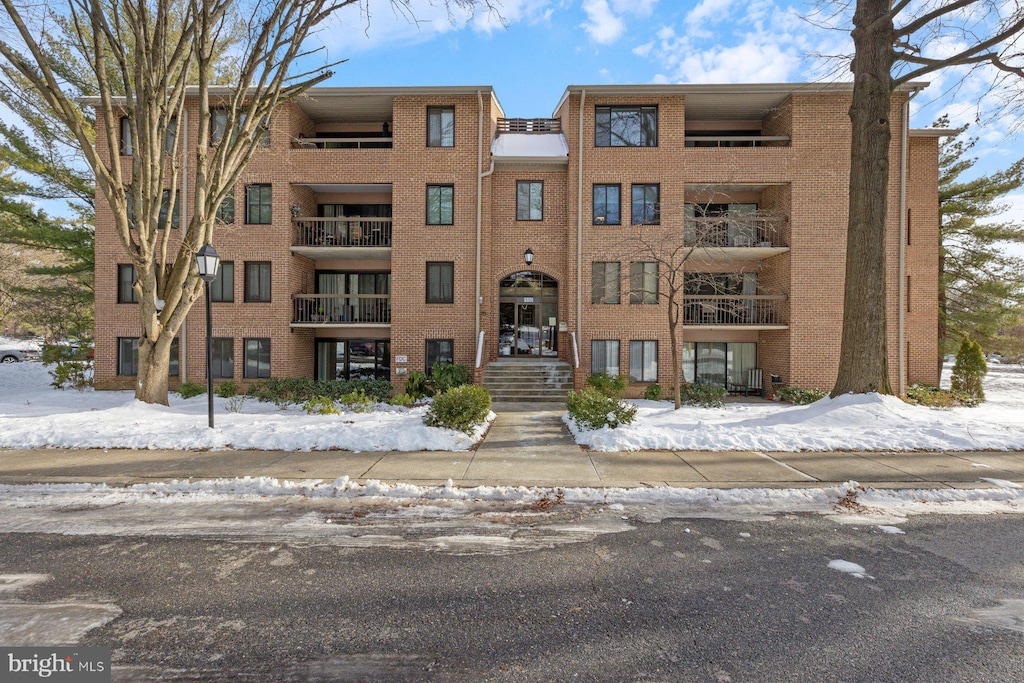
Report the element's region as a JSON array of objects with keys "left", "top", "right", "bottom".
[
  {"left": 292, "top": 294, "right": 391, "bottom": 327},
  {"left": 291, "top": 136, "right": 393, "bottom": 149},
  {"left": 684, "top": 215, "right": 789, "bottom": 261},
  {"left": 291, "top": 217, "right": 392, "bottom": 260},
  {"left": 496, "top": 118, "right": 562, "bottom": 134},
  {"left": 682, "top": 295, "right": 788, "bottom": 329},
  {"left": 684, "top": 135, "right": 790, "bottom": 148}
]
